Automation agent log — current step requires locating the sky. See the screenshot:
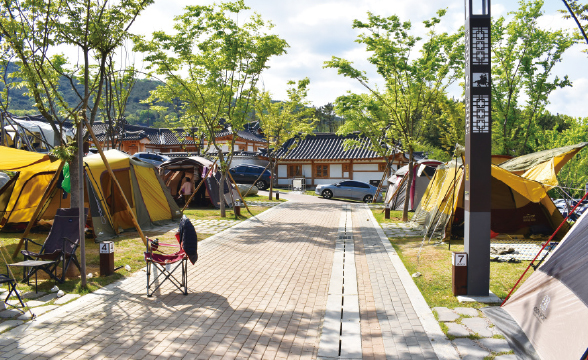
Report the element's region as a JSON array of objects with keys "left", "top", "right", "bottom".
[{"left": 125, "top": 0, "right": 587, "bottom": 117}]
